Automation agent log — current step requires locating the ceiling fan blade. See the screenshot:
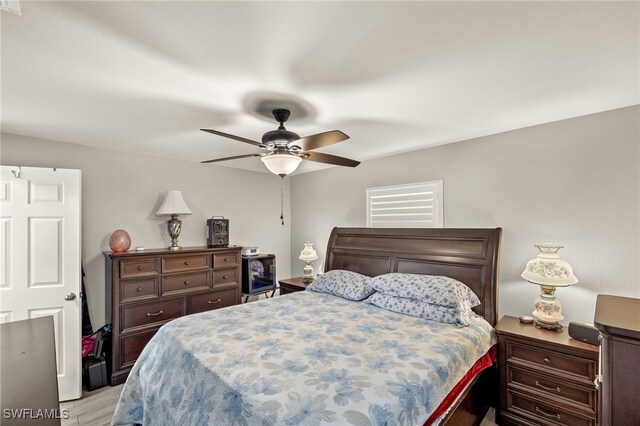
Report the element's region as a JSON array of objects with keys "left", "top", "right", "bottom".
[
  {"left": 292, "top": 130, "right": 349, "bottom": 151},
  {"left": 201, "top": 153, "right": 264, "bottom": 164},
  {"left": 302, "top": 151, "right": 360, "bottom": 167},
  {"left": 201, "top": 129, "right": 264, "bottom": 148}
]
